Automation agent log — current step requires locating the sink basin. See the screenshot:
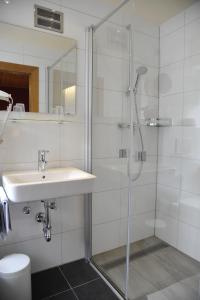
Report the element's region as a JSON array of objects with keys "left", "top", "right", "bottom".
[{"left": 2, "top": 167, "right": 96, "bottom": 203}]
